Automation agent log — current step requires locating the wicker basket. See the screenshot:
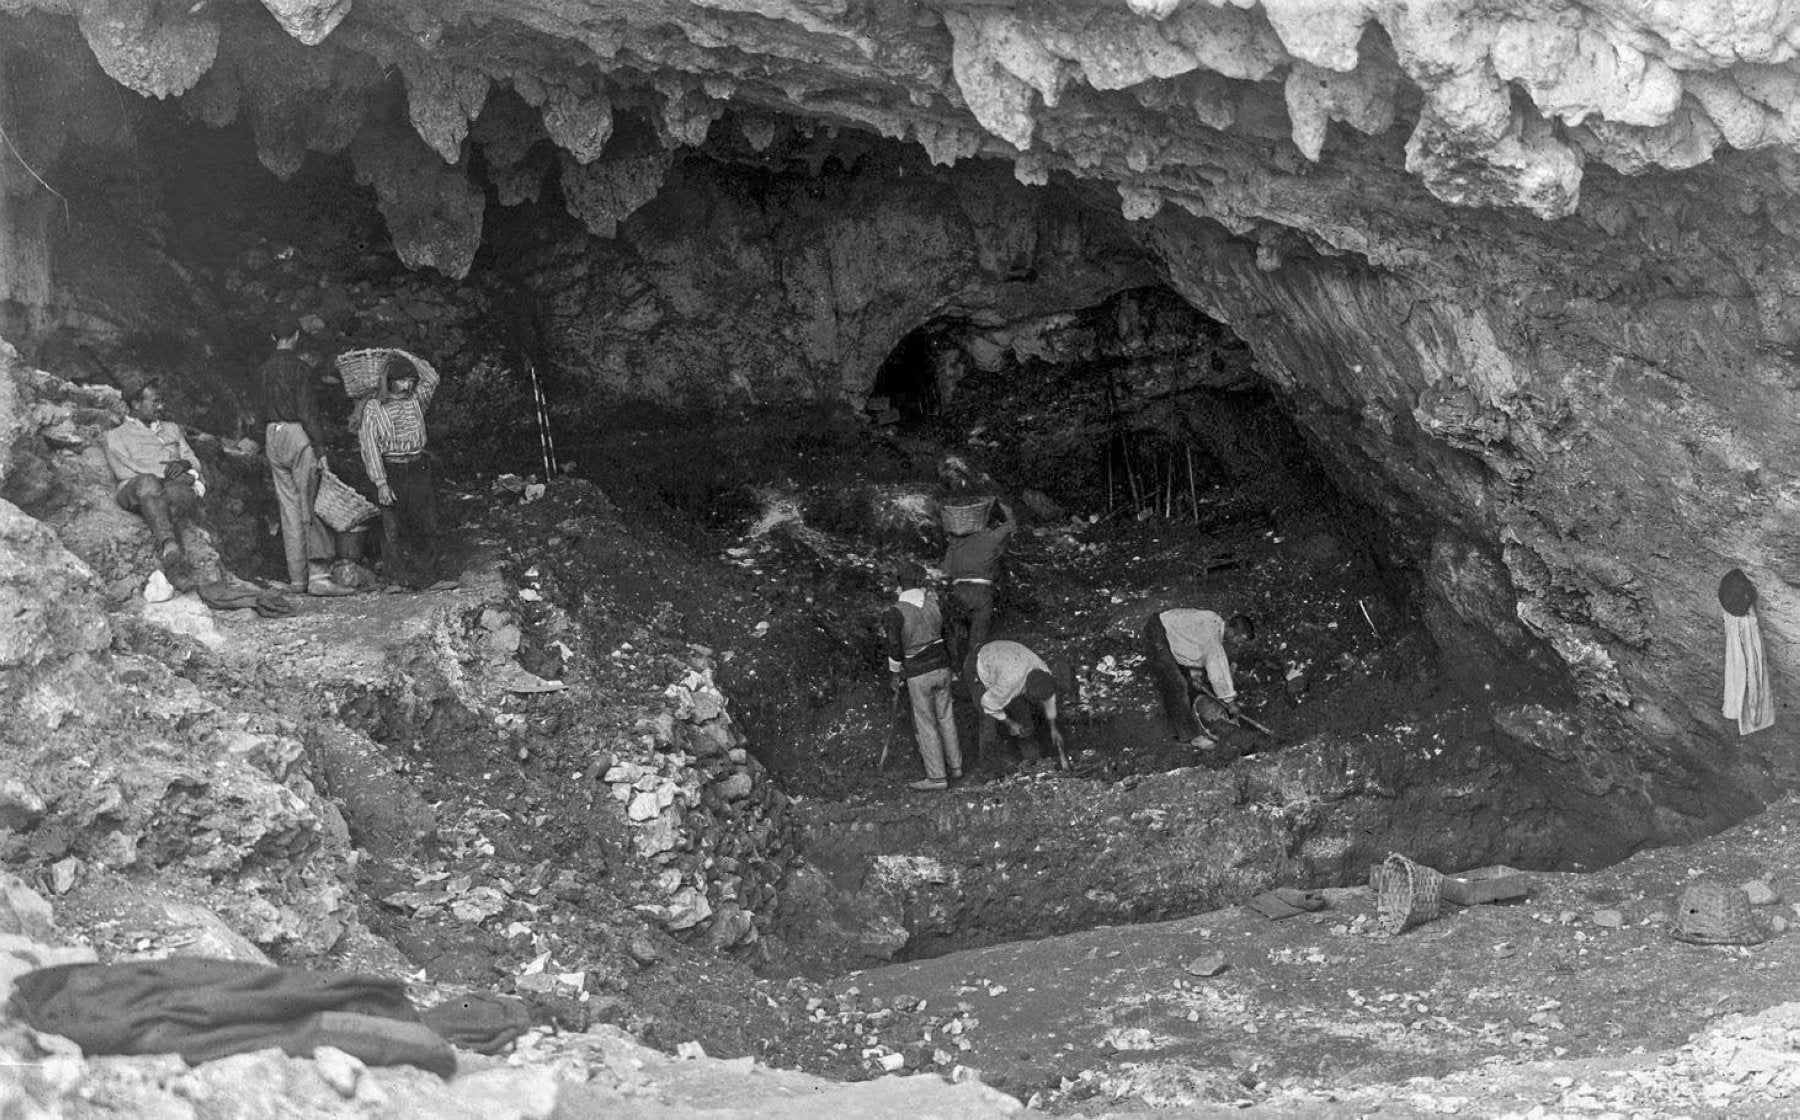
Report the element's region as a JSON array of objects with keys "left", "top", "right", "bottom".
[
  {"left": 1373, "top": 852, "right": 1444, "bottom": 936},
  {"left": 941, "top": 496, "right": 994, "bottom": 535},
  {"left": 334, "top": 348, "right": 395, "bottom": 399},
  {"left": 314, "top": 468, "right": 379, "bottom": 532},
  {"left": 1671, "top": 880, "right": 1766, "bottom": 945}
]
